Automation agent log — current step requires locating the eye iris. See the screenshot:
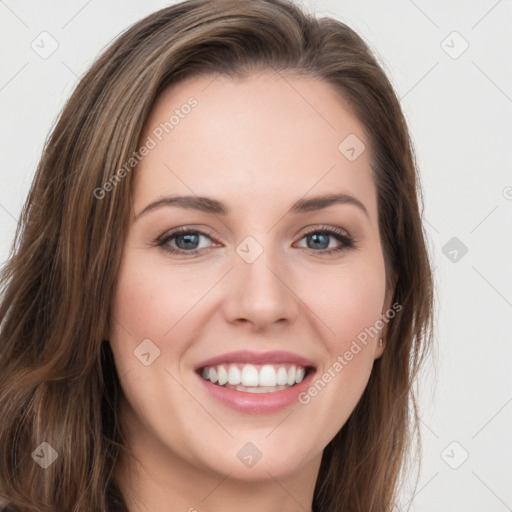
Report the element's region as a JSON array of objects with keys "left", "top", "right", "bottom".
[
  {"left": 308, "top": 233, "right": 329, "bottom": 250},
  {"left": 176, "top": 233, "right": 199, "bottom": 250}
]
